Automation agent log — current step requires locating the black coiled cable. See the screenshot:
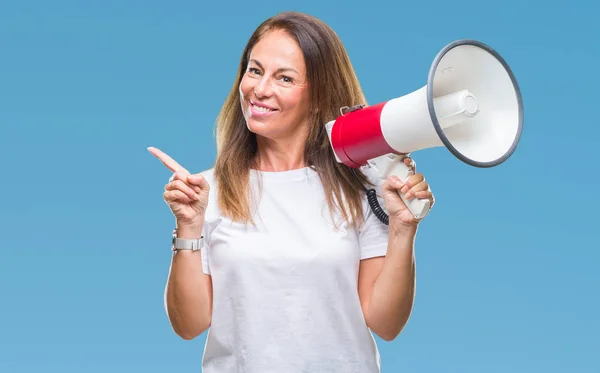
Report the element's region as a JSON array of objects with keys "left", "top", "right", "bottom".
[
  {"left": 350, "top": 168, "right": 390, "bottom": 226},
  {"left": 366, "top": 188, "right": 389, "bottom": 226}
]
